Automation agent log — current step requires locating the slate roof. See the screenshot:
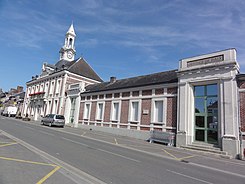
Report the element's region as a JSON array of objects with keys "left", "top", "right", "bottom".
[
  {"left": 28, "top": 58, "right": 103, "bottom": 83},
  {"left": 52, "top": 58, "right": 103, "bottom": 82},
  {"left": 84, "top": 69, "right": 178, "bottom": 94},
  {"left": 55, "top": 59, "right": 76, "bottom": 69},
  {"left": 68, "top": 58, "right": 103, "bottom": 82}
]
